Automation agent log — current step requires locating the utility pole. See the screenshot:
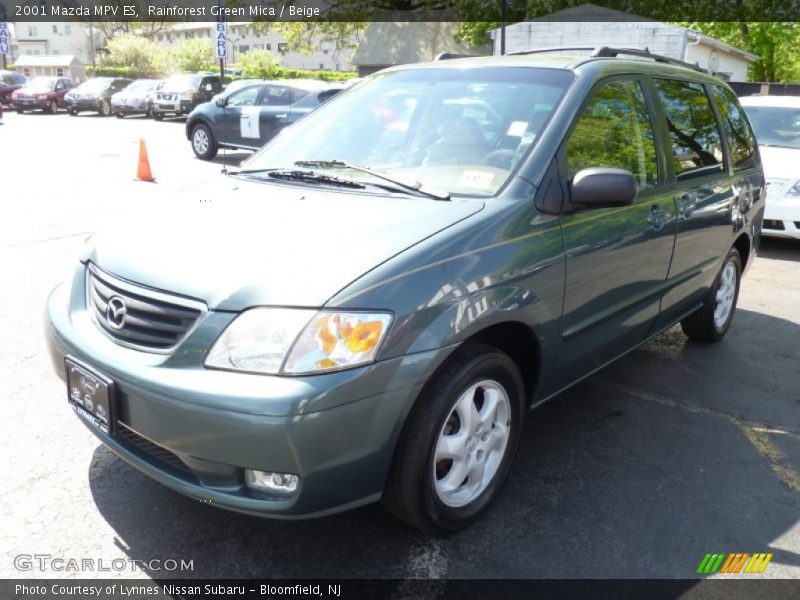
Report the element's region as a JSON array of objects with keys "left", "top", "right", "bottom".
[
  {"left": 89, "top": 22, "right": 96, "bottom": 71},
  {"left": 500, "top": 0, "right": 507, "bottom": 56}
]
